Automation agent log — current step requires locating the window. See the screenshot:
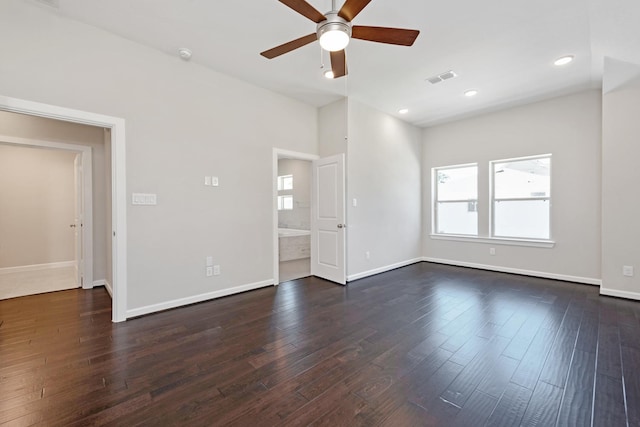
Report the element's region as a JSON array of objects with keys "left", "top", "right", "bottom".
[
  {"left": 433, "top": 164, "right": 478, "bottom": 235},
  {"left": 278, "top": 195, "right": 293, "bottom": 211},
  {"left": 491, "top": 155, "right": 551, "bottom": 239},
  {"left": 277, "top": 174, "right": 294, "bottom": 210},
  {"left": 277, "top": 175, "right": 293, "bottom": 191}
]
